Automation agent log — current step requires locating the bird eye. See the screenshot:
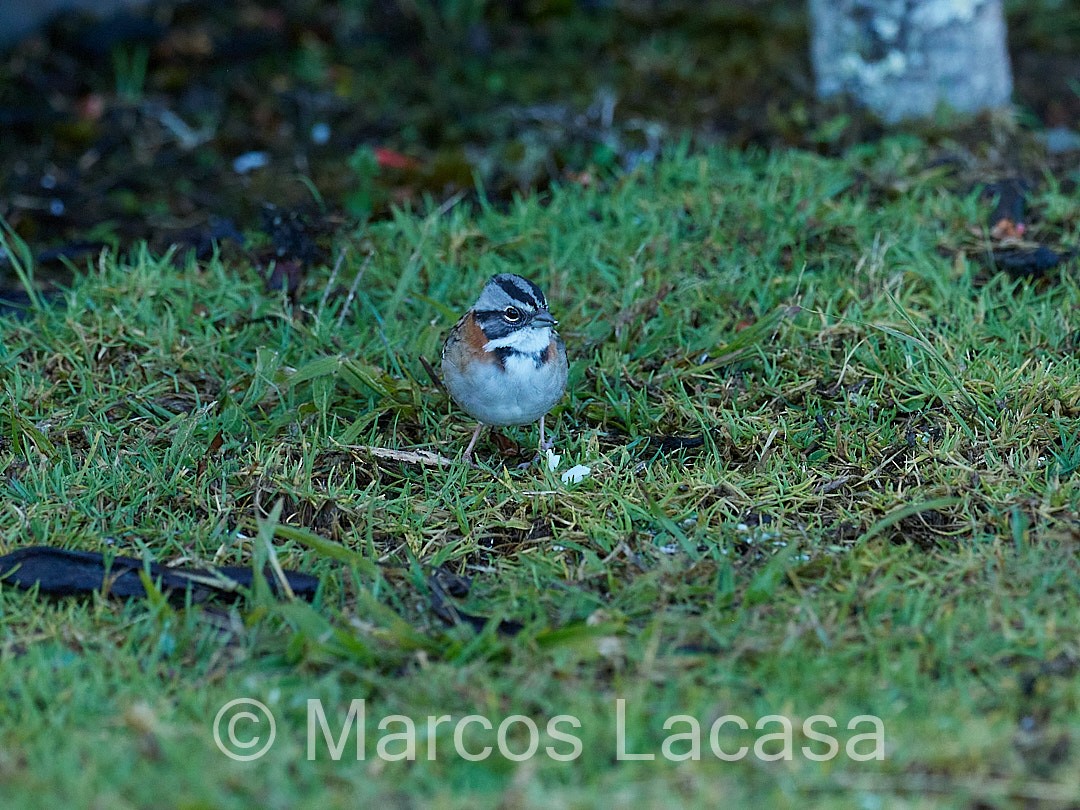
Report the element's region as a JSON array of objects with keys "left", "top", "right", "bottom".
[{"left": 503, "top": 306, "right": 522, "bottom": 323}]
